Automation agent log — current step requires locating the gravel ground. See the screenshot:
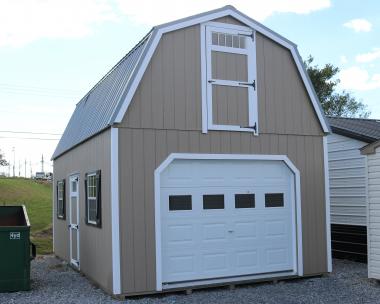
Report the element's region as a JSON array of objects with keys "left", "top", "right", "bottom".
[{"left": 1, "top": 256, "right": 380, "bottom": 304}]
